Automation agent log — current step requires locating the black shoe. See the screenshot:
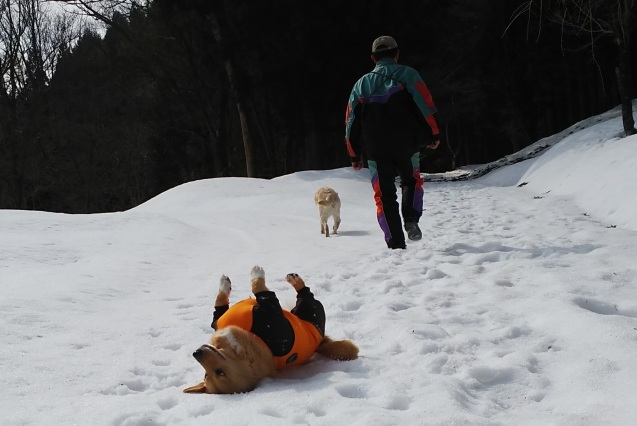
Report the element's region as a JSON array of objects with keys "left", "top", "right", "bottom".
[
  {"left": 404, "top": 222, "right": 422, "bottom": 241},
  {"left": 387, "top": 239, "right": 406, "bottom": 250}
]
